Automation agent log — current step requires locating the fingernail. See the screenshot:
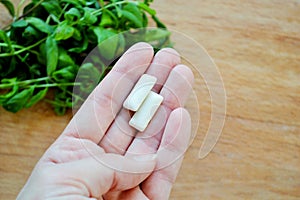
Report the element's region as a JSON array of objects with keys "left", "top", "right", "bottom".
[{"left": 133, "top": 154, "right": 157, "bottom": 161}]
